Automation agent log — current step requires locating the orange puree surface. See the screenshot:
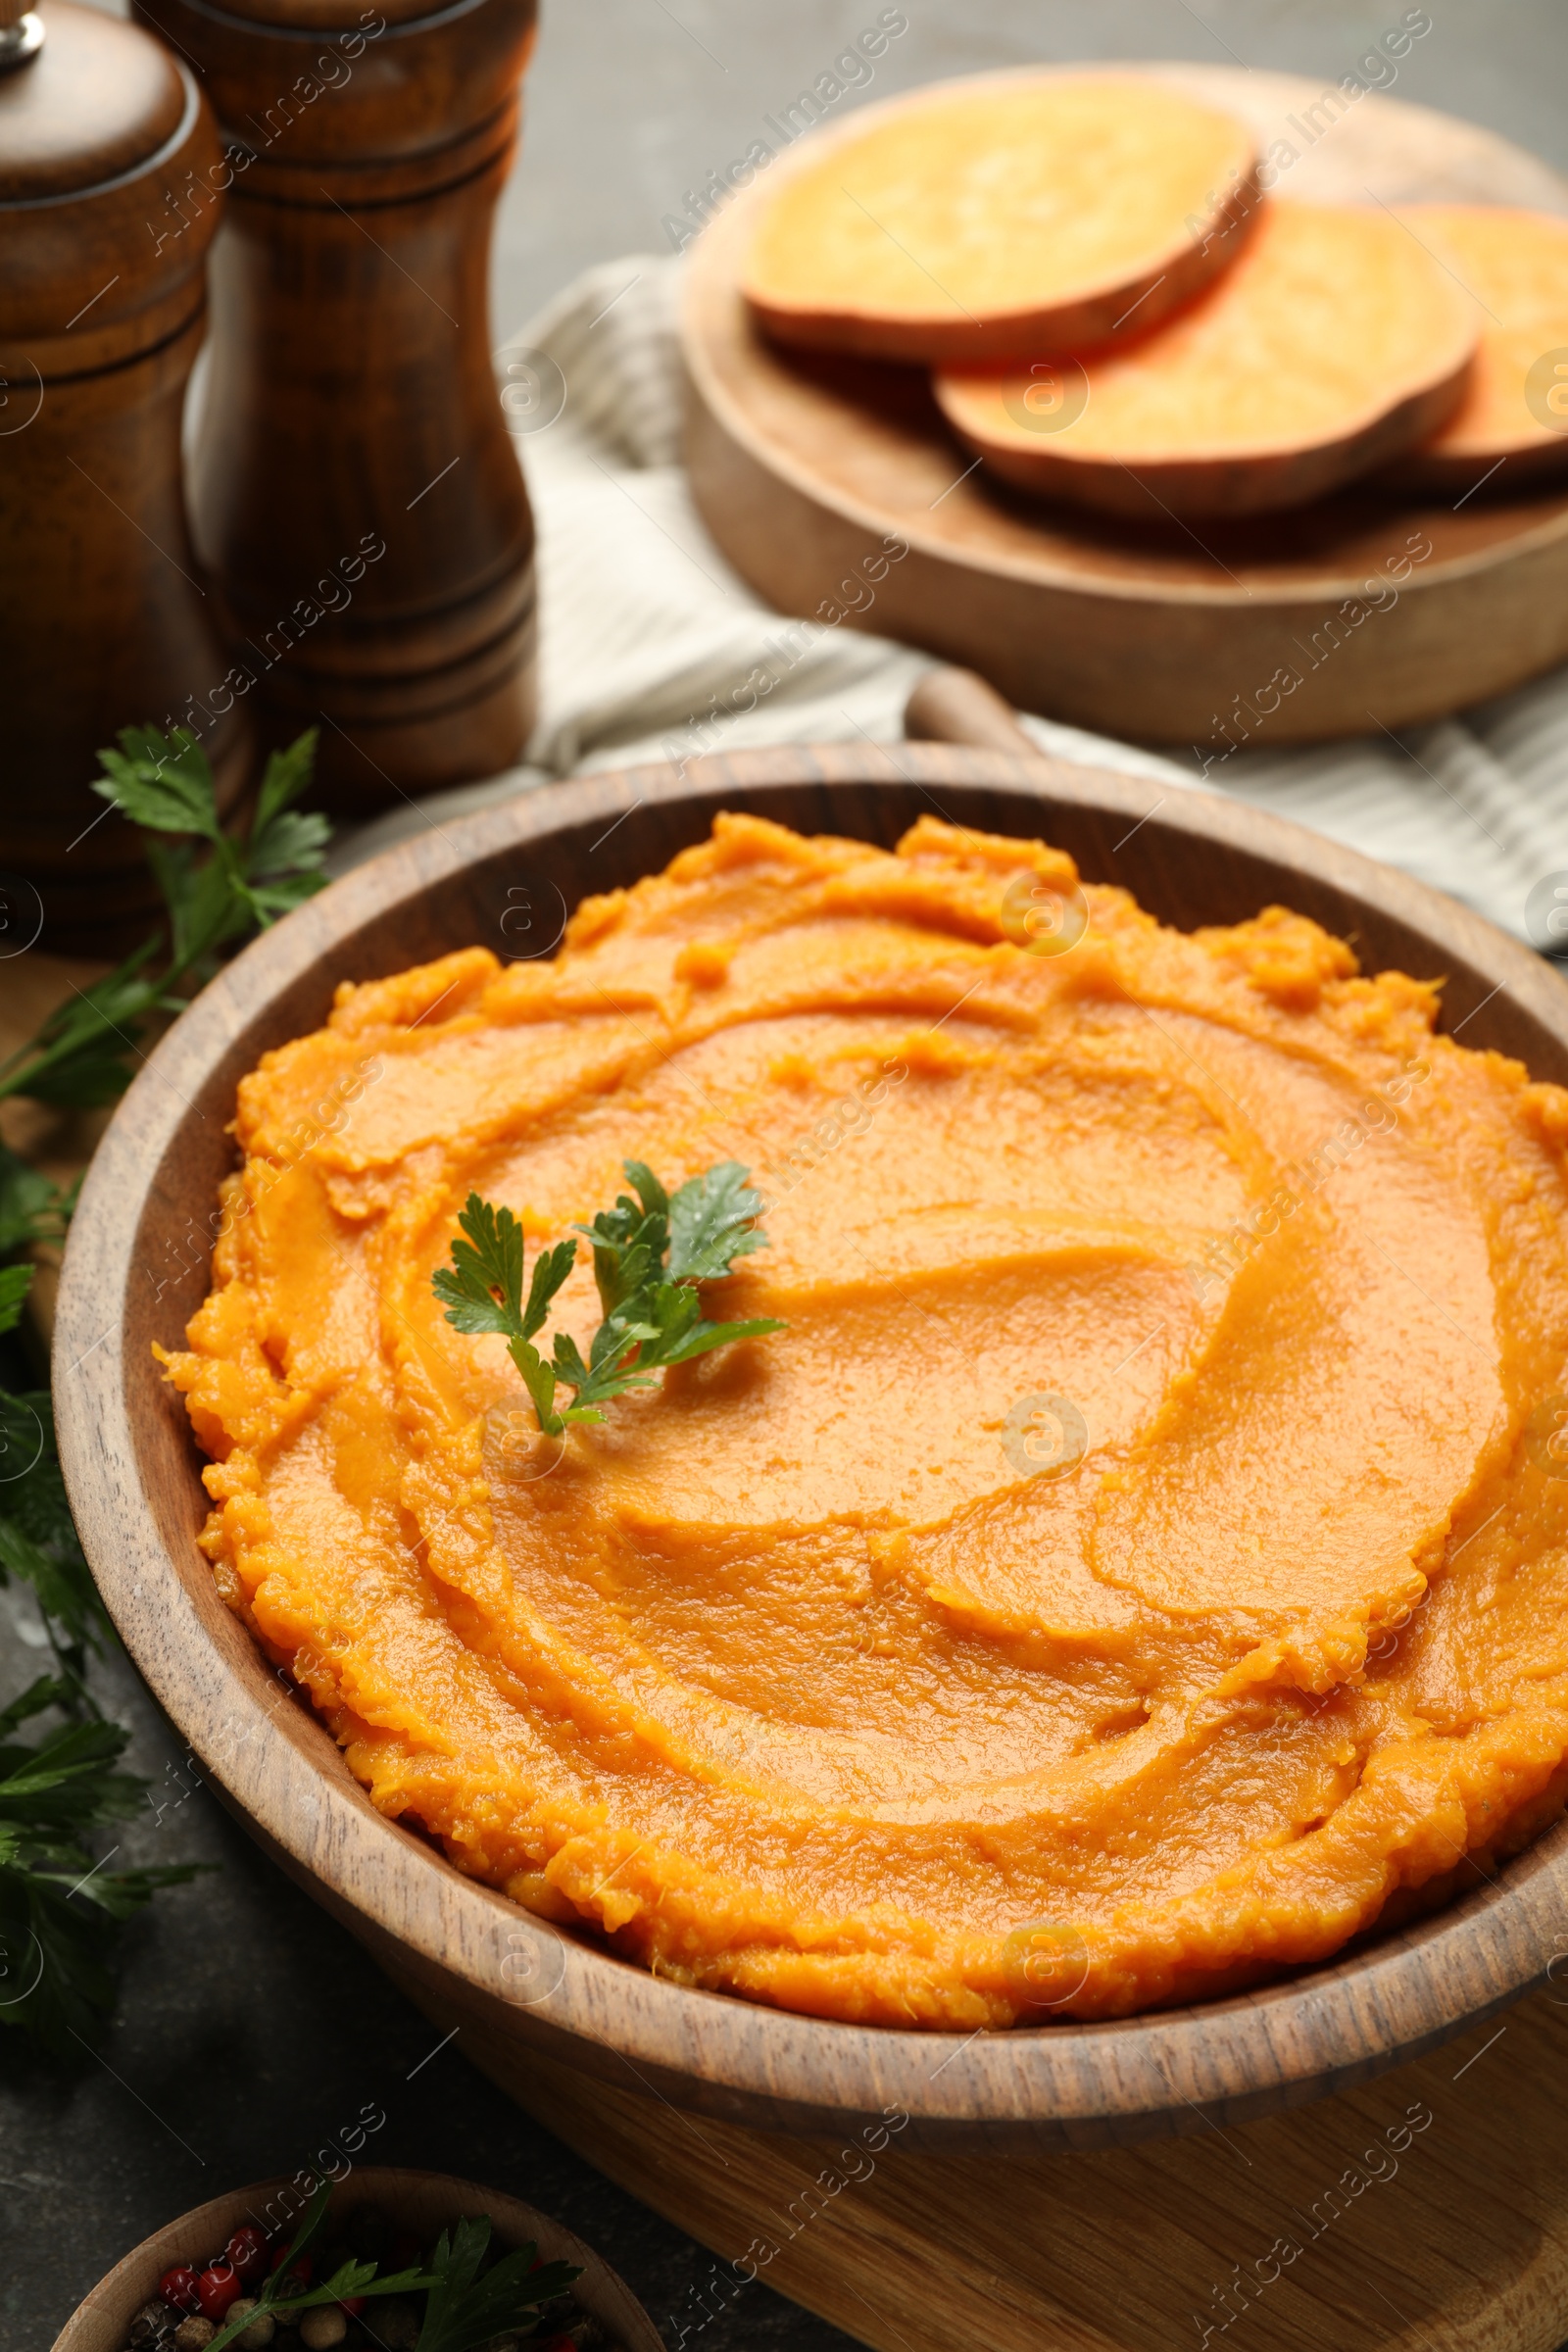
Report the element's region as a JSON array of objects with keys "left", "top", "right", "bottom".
[{"left": 163, "top": 814, "right": 1568, "bottom": 2028}]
